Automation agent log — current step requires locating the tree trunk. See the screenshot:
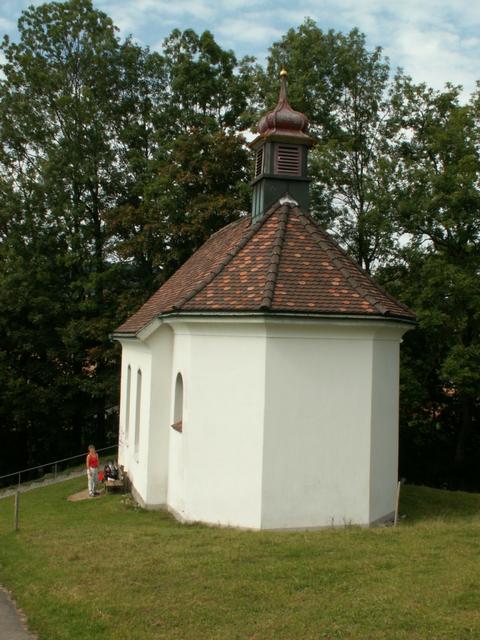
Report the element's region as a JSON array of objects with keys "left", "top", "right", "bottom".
[{"left": 454, "top": 396, "right": 473, "bottom": 467}]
